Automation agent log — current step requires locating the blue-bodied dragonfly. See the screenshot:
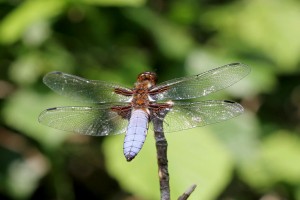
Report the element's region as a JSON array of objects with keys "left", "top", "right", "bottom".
[{"left": 38, "top": 63, "right": 250, "bottom": 161}]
